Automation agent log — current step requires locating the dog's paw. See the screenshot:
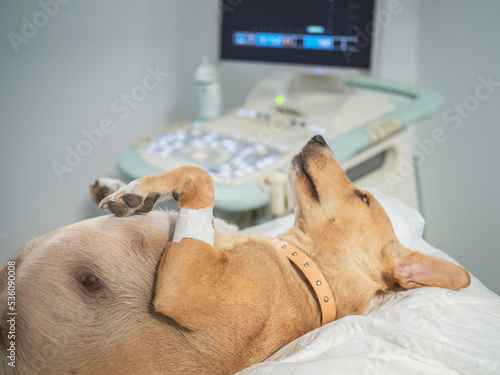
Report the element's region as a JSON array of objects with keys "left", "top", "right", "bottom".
[
  {"left": 98, "top": 180, "right": 160, "bottom": 217},
  {"left": 90, "top": 178, "right": 126, "bottom": 204}
]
